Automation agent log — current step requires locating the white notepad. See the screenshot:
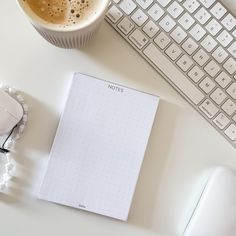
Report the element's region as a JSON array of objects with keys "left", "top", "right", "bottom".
[{"left": 39, "top": 73, "right": 159, "bottom": 221}]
